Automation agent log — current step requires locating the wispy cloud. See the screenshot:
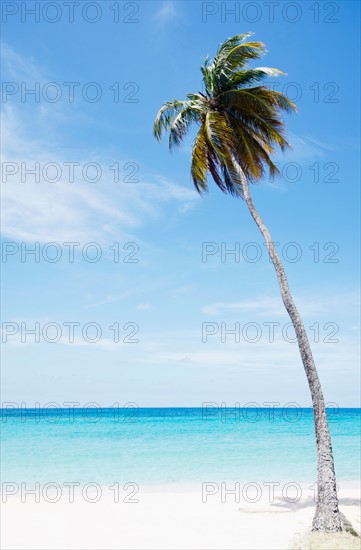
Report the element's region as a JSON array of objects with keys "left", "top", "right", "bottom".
[
  {"left": 139, "top": 328, "right": 360, "bottom": 375},
  {"left": 202, "top": 292, "right": 360, "bottom": 318},
  {"left": 1, "top": 42, "right": 46, "bottom": 82},
  {"left": 275, "top": 133, "right": 336, "bottom": 164},
  {"left": 202, "top": 297, "right": 285, "bottom": 317},
  {"left": 153, "top": 1, "right": 180, "bottom": 24},
  {"left": 1, "top": 45, "right": 197, "bottom": 244},
  {"left": 289, "top": 133, "right": 335, "bottom": 158},
  {"left": 262, "top": 133, "right": 338, "bottom": 190},
  {"left": 136, "top": 303, "right": 151, "bottom": 311}
]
